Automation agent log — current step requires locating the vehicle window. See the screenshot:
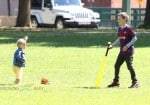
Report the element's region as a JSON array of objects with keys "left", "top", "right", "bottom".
[
  {"left": 31, "top": 0, "right": 42, "bottom": 8},
  {"left": 44, "top": 0, "right": 52, "bottom": 7},
  {"left": 54, "top": 0, "right": 80, "bottom": 6}
]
